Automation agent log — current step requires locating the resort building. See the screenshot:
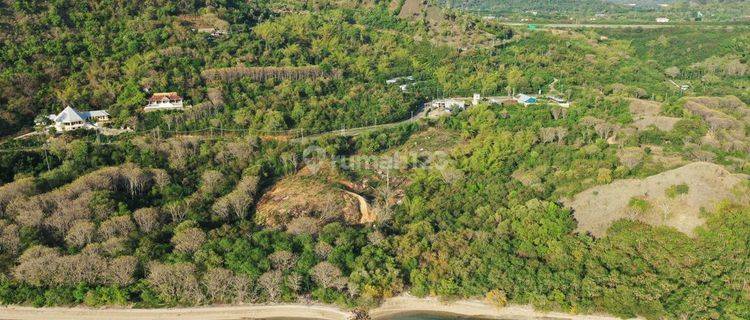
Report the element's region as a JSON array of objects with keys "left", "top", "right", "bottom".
[
  {"left": 517, "top": 94, "right": 538, "bottom": 106},
  {"left": 47, "top": 106, "right": 110, "bottom": 132},
  {"left": 431, "top": 98, "right": 466, "bottom": 112},
  {"left": 144, "top": 92, "right": 184, "bottom": 112}
]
